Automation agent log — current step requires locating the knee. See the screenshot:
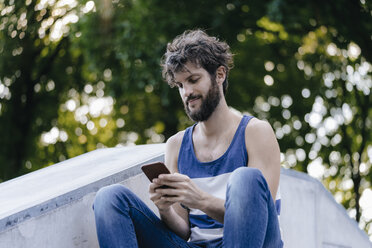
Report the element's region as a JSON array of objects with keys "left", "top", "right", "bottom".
[
  {"left": 228, "top": 167, "right": 264, "bottom": 189},
  {"left": 93, "top": 184, "right": 132, "bottom": 212},
  {"left": 230, "top": 167, "right": 263, "bottom": 182}
]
